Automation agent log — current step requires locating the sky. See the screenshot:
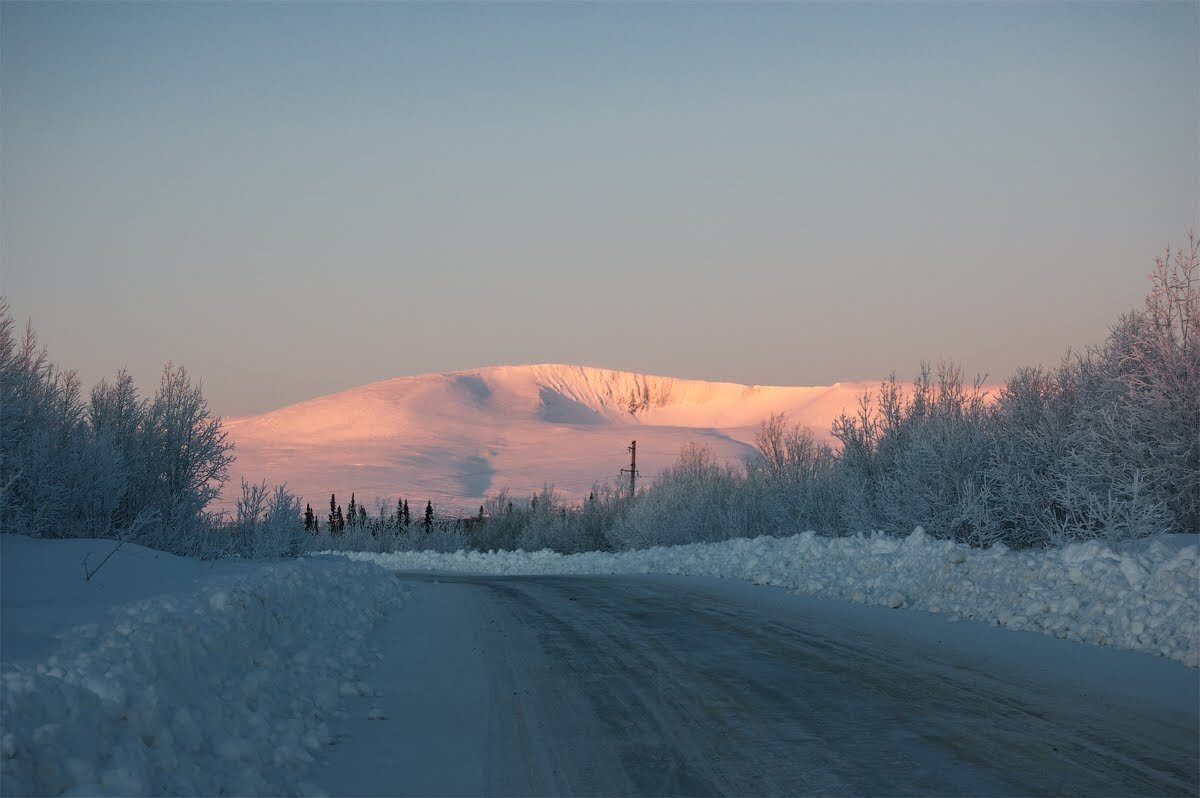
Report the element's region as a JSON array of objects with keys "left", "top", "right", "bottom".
[{"left": 2, "top": 2, "right": 1197, "bottom": 418}]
